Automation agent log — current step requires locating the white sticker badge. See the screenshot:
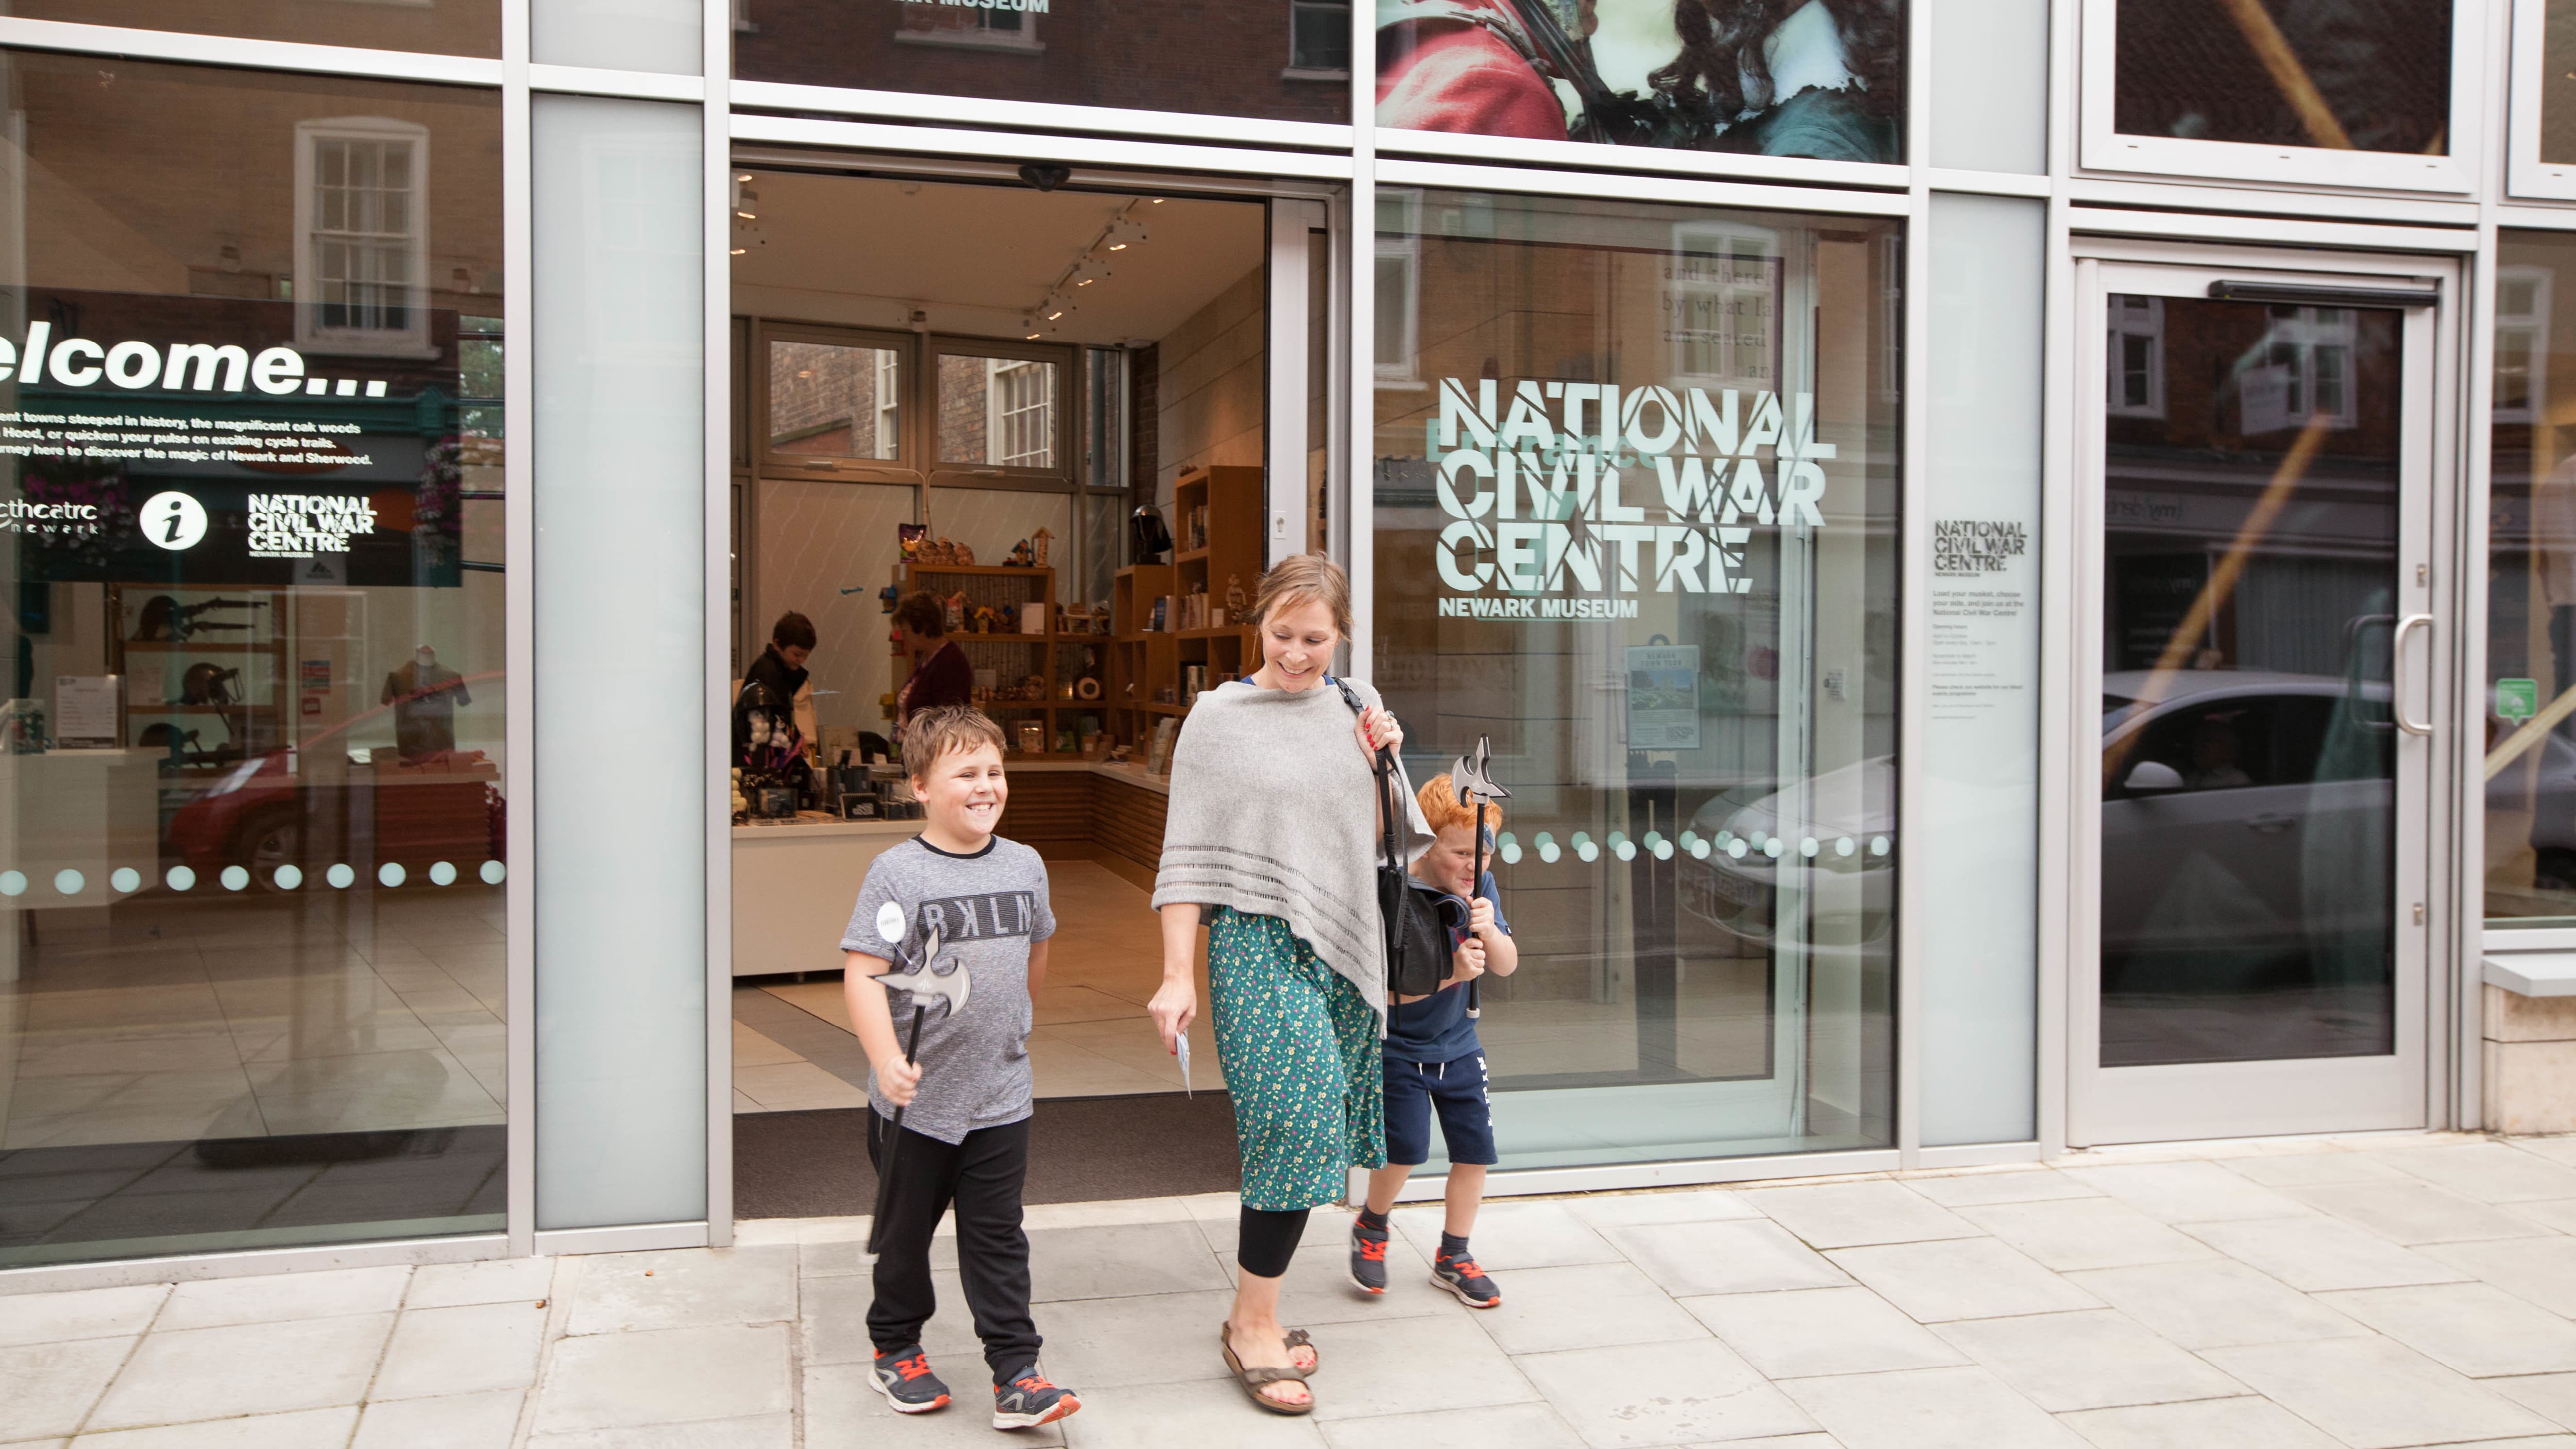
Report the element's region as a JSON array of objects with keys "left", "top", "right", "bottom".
[{"left": 874, "top": 900, "right": 907, "bottom": 945}]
